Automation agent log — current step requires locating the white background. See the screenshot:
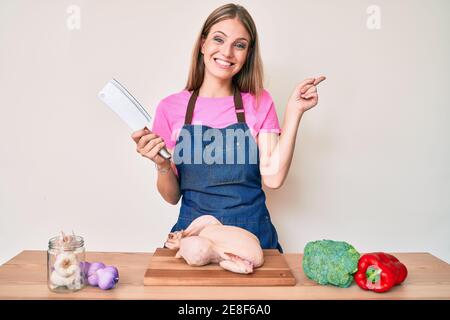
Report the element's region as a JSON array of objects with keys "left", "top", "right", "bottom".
[{"left": 1, "top": 0, "right": 449, "bottom": 264}]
